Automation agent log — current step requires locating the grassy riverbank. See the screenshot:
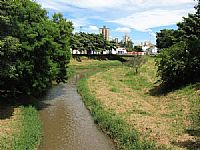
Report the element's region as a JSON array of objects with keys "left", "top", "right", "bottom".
[
  {"left": 75, "top": 57, "right": 155, "bottom": 149},
  {"left": 0, "top": 102, "right": 41, "bottom": 150},
  {"left": 69, "top": 57, "right": 122, "bottom": 70},
  {"left": 77, "top": 57, "right": 200, "bottom": 149}
]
